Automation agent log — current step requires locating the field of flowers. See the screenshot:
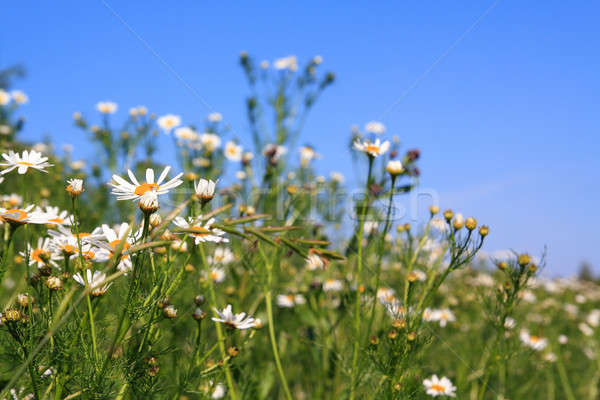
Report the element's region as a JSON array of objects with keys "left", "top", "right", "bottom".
[{"left": 0, "top": 54, "right": 597, "bottom": 399}]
